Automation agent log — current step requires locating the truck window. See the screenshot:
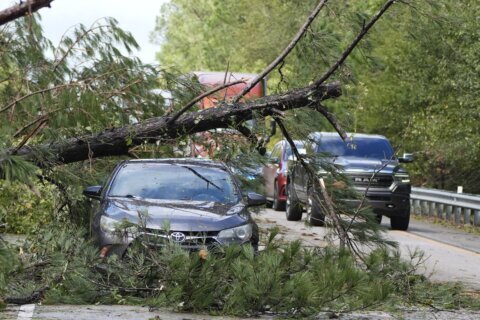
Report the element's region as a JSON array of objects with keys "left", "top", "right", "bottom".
[{"left": 316, "top": 137, "right": 394, "bottom": 159}]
